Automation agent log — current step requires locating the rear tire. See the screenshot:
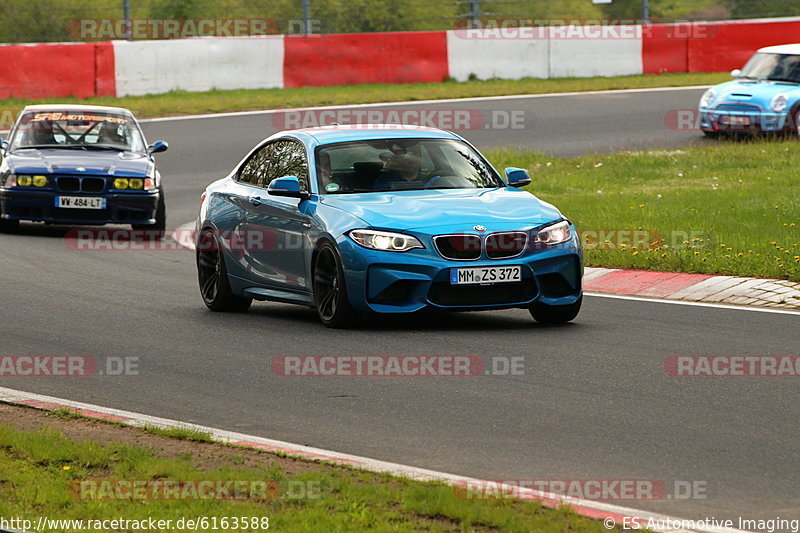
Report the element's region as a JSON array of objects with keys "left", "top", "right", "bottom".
[
  {"left": 702, "top": 130, "right": 721, "bottom": 139},
  {"left": 529, "top": 296, "right": 582, "bottom": 324},
  {"left": 197, "top": 229, "right": 252, "bottom": 312},
  {"left": 313, "top": 242, "right": 357, "bottom": 328}
]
